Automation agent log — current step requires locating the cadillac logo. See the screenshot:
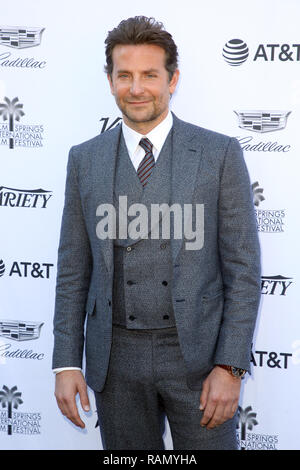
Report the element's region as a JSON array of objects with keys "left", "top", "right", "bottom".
[
  {"left": 0, "top": 319, "right": 44, "bottom": 341},
  {"left": 0, "top": 26, "right": 45, "bottom": 49},
  {"left": 234, "top": 110, "right": 291, "bottom": 133}
]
